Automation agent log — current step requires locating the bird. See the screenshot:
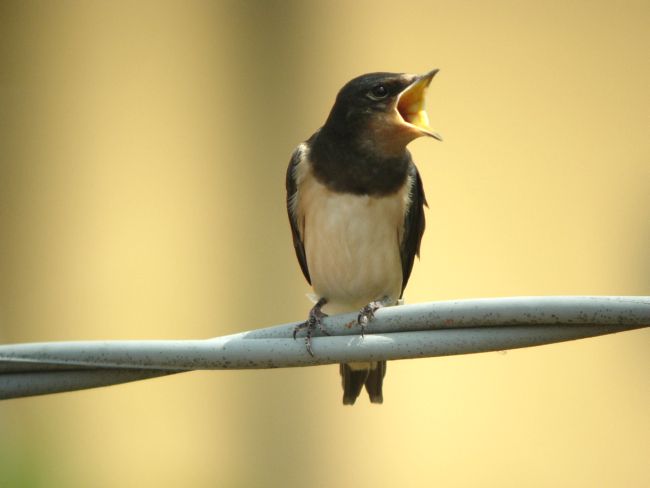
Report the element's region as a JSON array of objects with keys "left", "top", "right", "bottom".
[{"left": 286, "top": 70, "right": 441, "bottom": 405}]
